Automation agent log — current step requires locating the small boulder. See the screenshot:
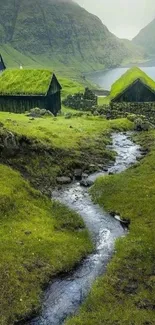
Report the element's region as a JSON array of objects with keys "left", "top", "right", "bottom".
[
  {"left": 56, "top": 176, "right": 72, "bottom": 185},
  {"left": 80, "top": 178, "right": 94, "bottom": 187},
  {"left": 74, "top": 169, "right": 82, "bottom": 180},
  {"left": 25, "top": 231, "right": 32, "bottom": 236},
  {"left": 82, "top": 173, "right": 89, "bottom": 179}
]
